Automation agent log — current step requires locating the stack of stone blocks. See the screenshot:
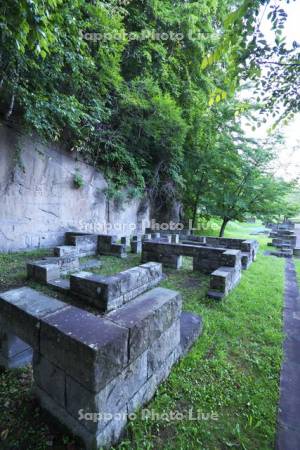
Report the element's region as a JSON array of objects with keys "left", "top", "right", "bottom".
[
  {"left": 267, "top": 223, "right": 297, "bottom": 257},
  {"left": 0, "top": 260, "right": 202, "bottom": 448},
  {"left": 130, "top": 235, "right": 142, "bottom": 254},
  {"left": 54, "top": 232, "right": 127, "bottom": 259}
]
